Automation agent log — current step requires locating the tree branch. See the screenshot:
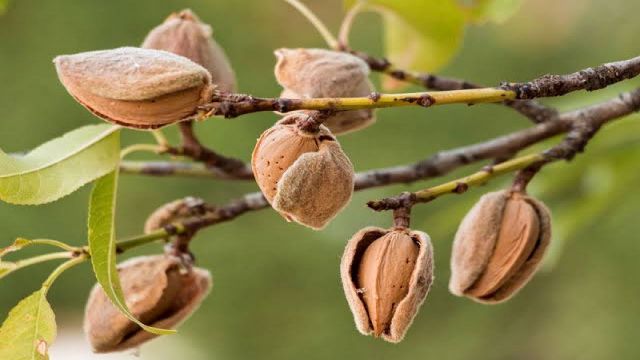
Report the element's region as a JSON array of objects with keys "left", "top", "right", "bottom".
[
  {"left": 165, "top": 121, "right": 253, "bottom": 179},
  {"left": 190, "top": 54, "right": 639, "bottom": 124},
  {"left": 347, "top": 49, "right": 558, "bottom": 124},
  {"left": 116, "top": 88, "right": 640, "bottom": 248},
  {"left": 367, "top": 88, "right": 640, "bottom": 210},
  {"left": 197, "top": 88, "right": 515, "bottom": 119},
  {"left": 503, "top": 56, "right": 640, "bottom": 99}
]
